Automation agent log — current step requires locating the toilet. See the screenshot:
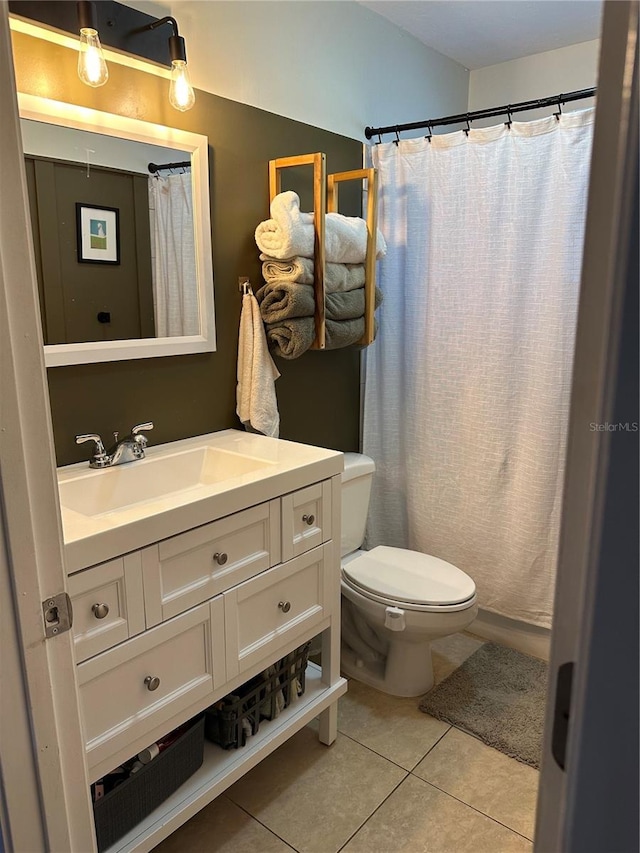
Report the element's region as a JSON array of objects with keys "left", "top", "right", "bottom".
[{"left": 340, "top": 453, "right": 478, "bottom": 697}]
